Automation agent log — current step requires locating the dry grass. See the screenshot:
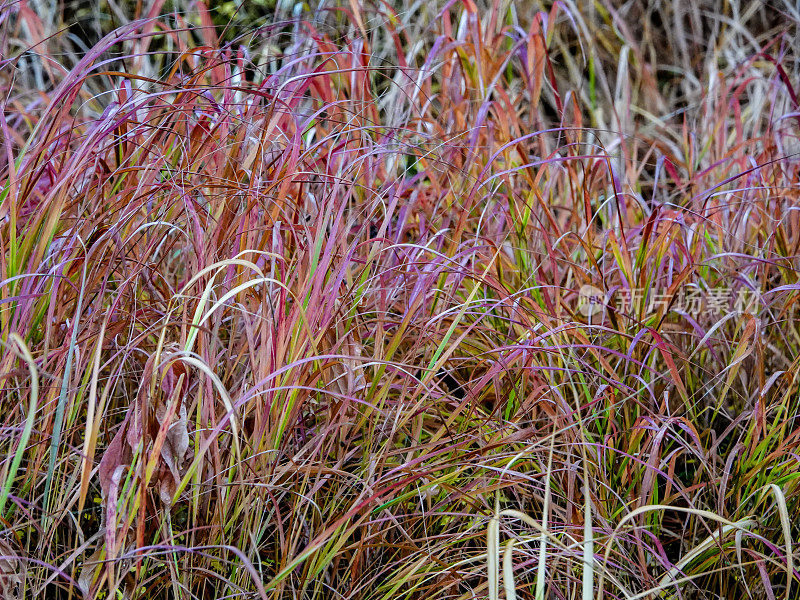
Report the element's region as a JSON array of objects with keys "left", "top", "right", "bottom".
[{"left": 1, "top": 1, "right": 799, "bottom": 598}]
